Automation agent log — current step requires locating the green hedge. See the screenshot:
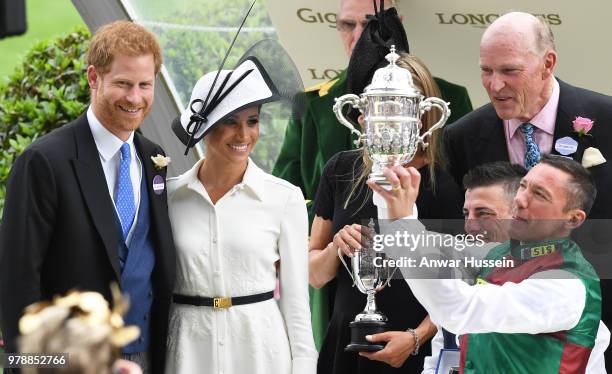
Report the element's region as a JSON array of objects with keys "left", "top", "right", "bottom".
[{"left": 0, "top": 27, "right": 91, "bottom": 214}]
